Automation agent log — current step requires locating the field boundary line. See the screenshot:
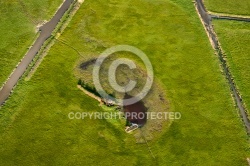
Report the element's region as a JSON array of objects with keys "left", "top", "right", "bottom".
[
  {"left": 195, "top": 0, "right": 250, "bottom": 135},
  {"left": 77, "top": 85, "right": 102, "bottom": 103}
]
